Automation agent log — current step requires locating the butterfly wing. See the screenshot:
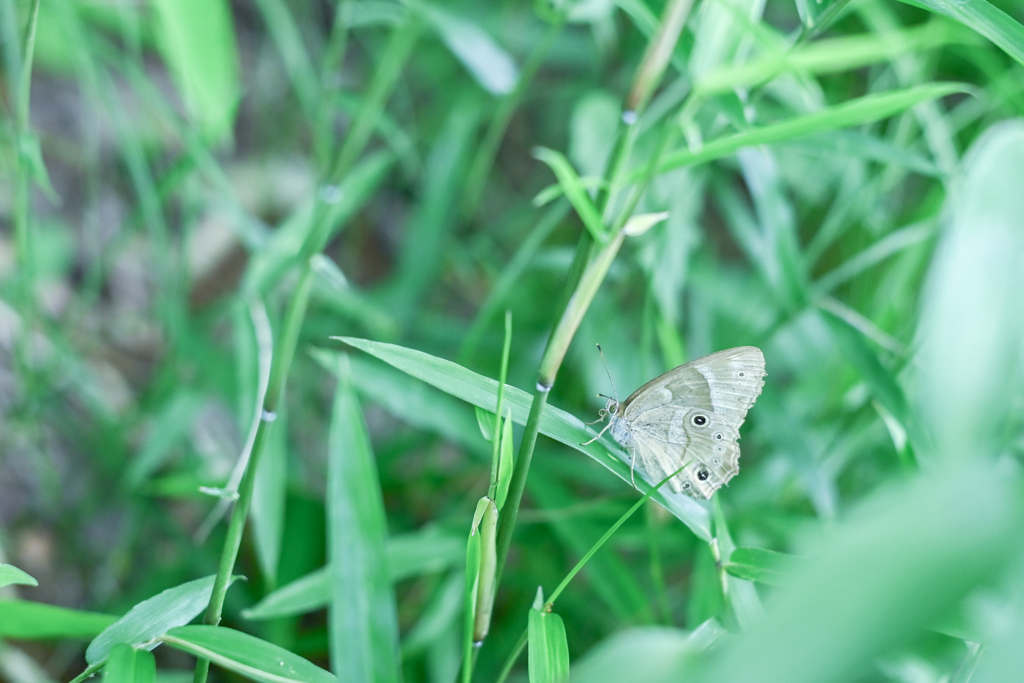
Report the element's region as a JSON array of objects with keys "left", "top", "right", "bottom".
[{"left": 620, "top": 347, "right": 766, "bottom": 499}]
